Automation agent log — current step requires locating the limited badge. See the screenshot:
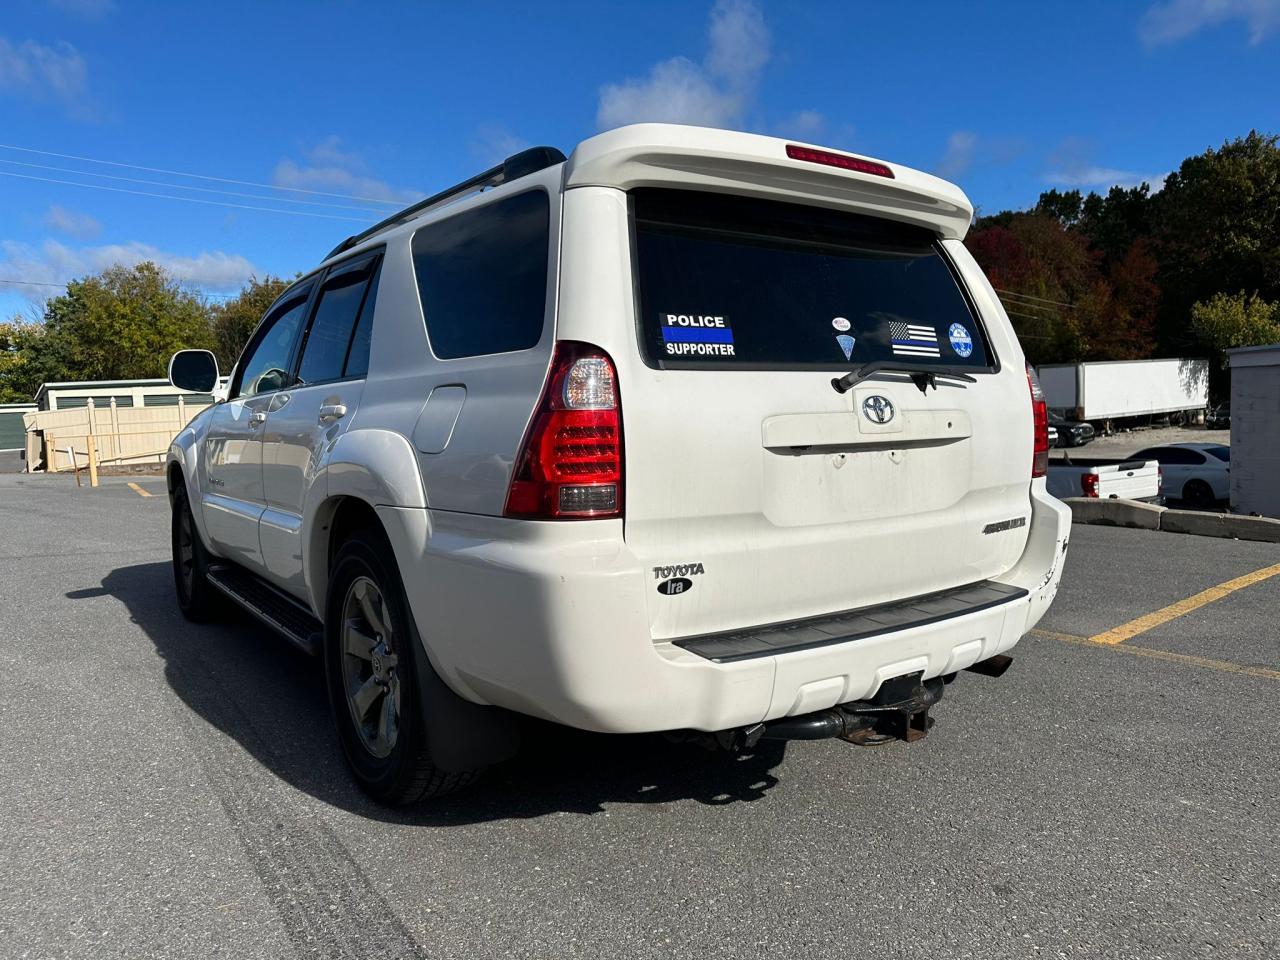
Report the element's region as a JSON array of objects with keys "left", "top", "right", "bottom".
[
  {"left": 831, "top": 316, "right": 851, "bottom": 332},
  {"left": 948, "top": 323, "right": 974, "bottom": 358},
  {"left": 836, "top": 334, "right": 856, "bottom": 360}
]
